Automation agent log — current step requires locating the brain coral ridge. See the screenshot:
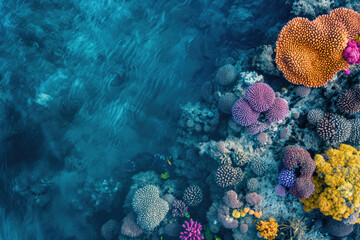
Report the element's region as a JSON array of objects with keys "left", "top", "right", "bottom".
[{"left": 275, "top": 8, "right": 360, "bottom": 87}]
